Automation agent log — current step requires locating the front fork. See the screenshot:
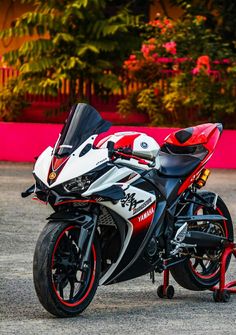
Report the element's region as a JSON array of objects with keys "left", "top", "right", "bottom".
[
  {"left": 48, "top": 205, "right": 100, "bottom": 271},
  {"left": 78, "top": 207, "right": 99, "bottom": 270}
]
